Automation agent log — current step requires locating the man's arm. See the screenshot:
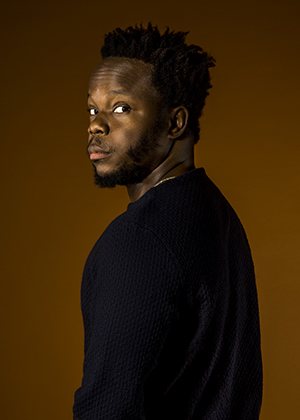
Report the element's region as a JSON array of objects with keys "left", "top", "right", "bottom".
[{"left": 73, "top": 221, "right": 182, "bottom": 420}]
